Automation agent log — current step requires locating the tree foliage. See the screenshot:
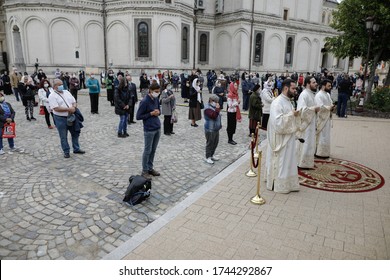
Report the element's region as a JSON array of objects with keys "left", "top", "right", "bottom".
[{"left": 325, "top": 0, "right": 390, "bottom": 62}]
